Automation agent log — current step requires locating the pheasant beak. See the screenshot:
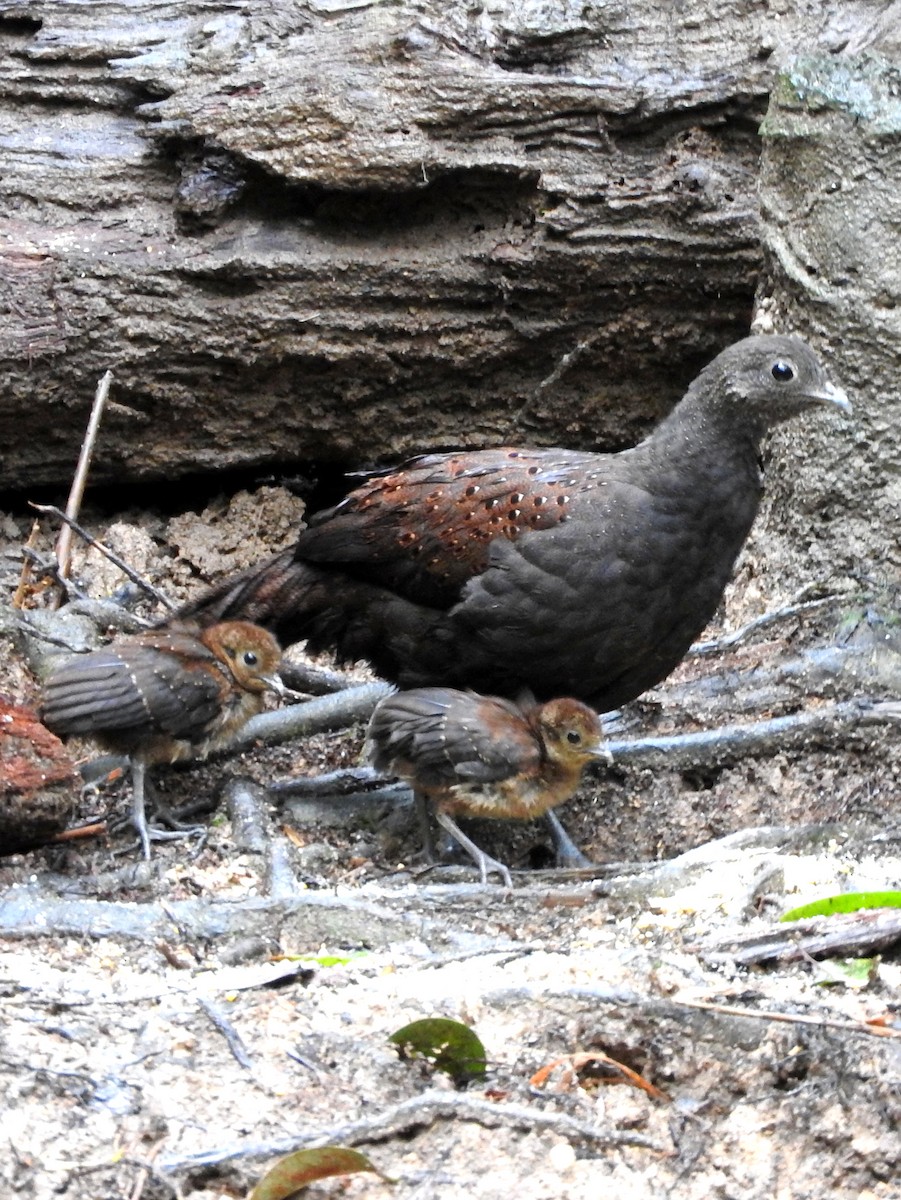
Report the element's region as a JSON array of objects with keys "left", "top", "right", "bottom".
[{"left": 811, "top": 380, "right": 852, "bottom": 415}]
